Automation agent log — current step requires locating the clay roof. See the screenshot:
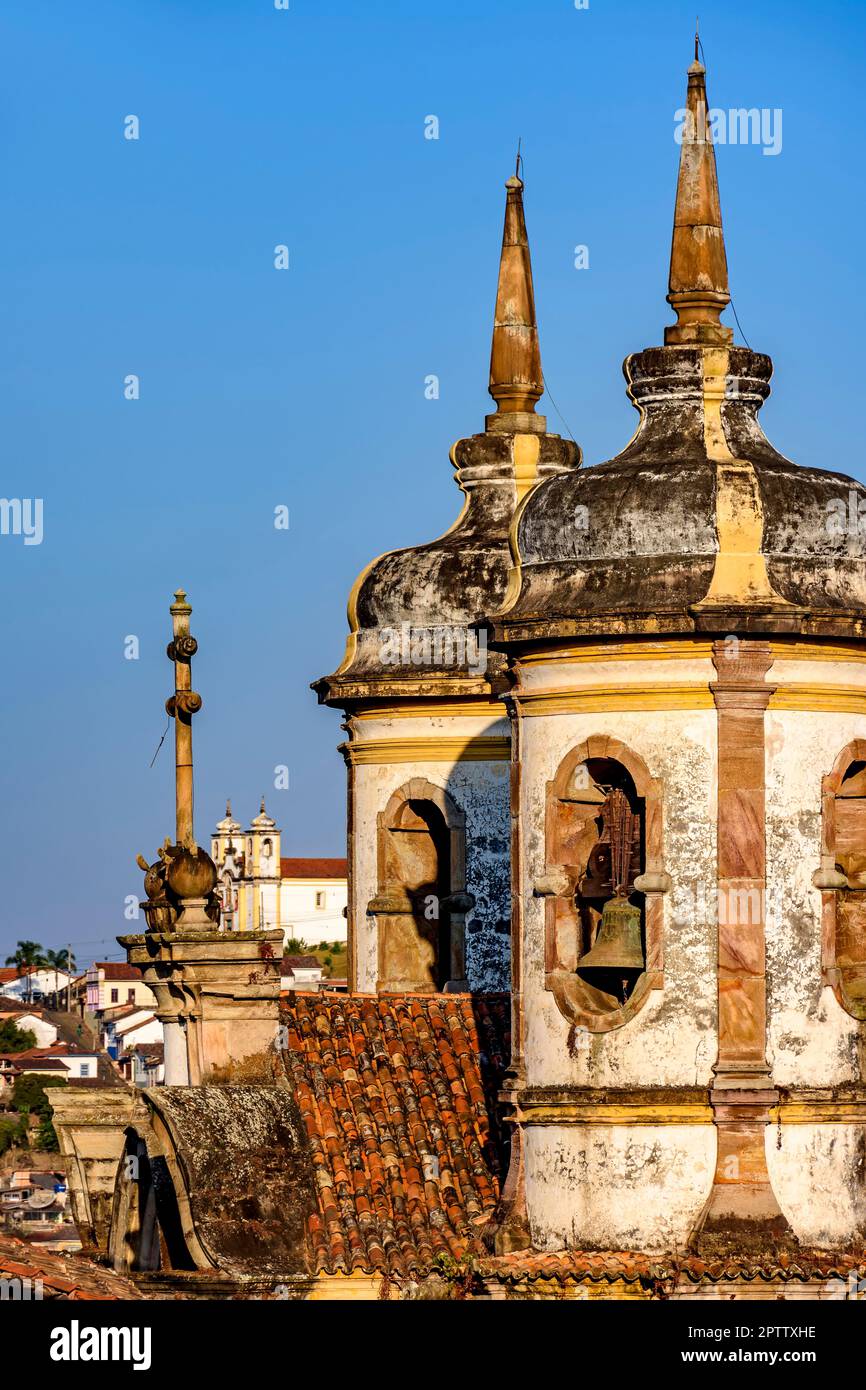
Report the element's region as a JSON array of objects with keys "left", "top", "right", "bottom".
[
  {"left": 94, "top": 962, "right": 143, "bottom": 981},
  {"left": 102, "top": 1003, "right": 147, "bottom": 1021},
  {"left": 0, "top": 996, "right": 42, "bottom": 1014},
  {"left": 0, "top": 969, "right": 21, "bottom": 982},
  {"left": 131, "top": 1043, "right": 164, "bottom": 1063},
  {"left": 281, "top": 955, "right": 321, "bottom": 971},
  {"left": 15, "top": 1045, "right": 97, "bottom": 1059},
  {"left": 280, "top": 991, "right": 510, "bottom": 1279},
  {"left": 479, "top": 1248, "right": 866, "bottom": 1291},
  {"left": 0, "top": 1233, "right": 146, "bottom": 1299},
  {"left": 279, "top": 858, "right": 347, "bottom": 880}
]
